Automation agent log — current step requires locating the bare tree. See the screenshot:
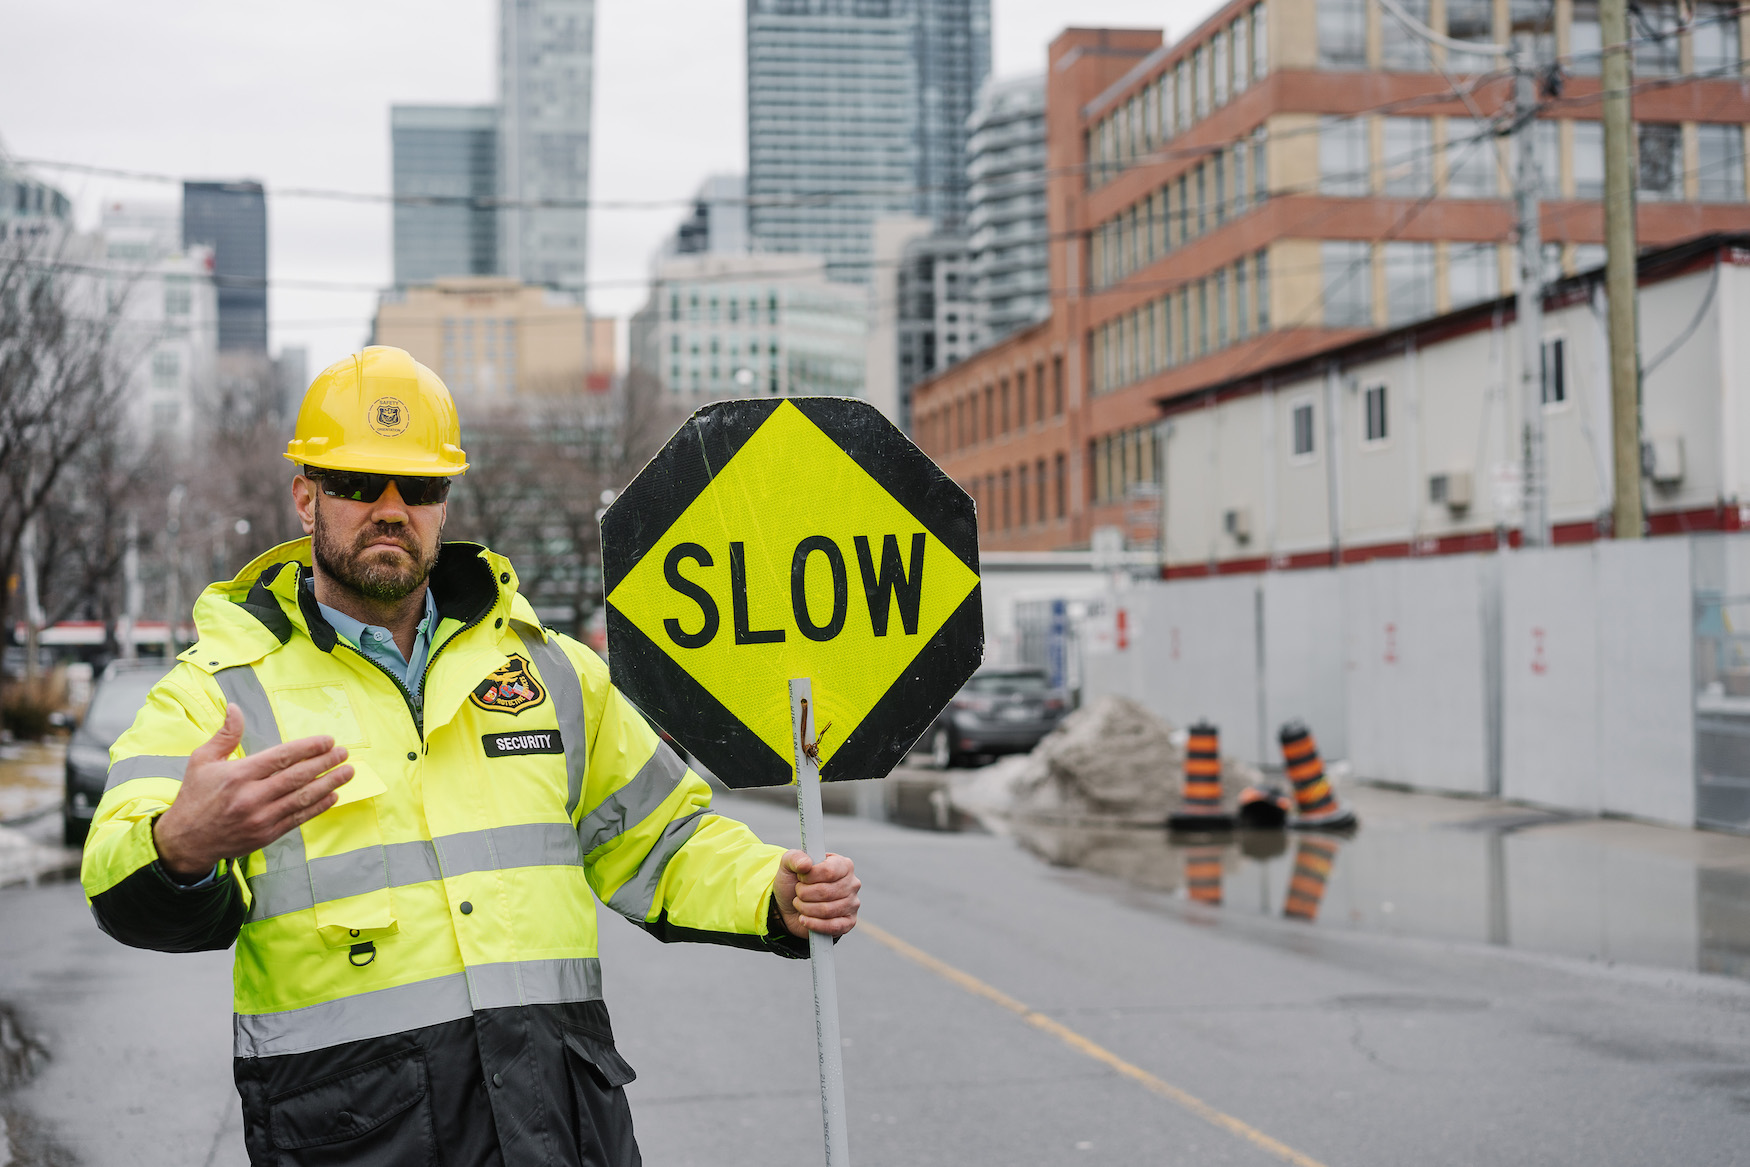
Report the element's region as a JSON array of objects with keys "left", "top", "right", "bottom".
[{"left": 0, "top": 236, "right": 136, "bottom": 673}]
